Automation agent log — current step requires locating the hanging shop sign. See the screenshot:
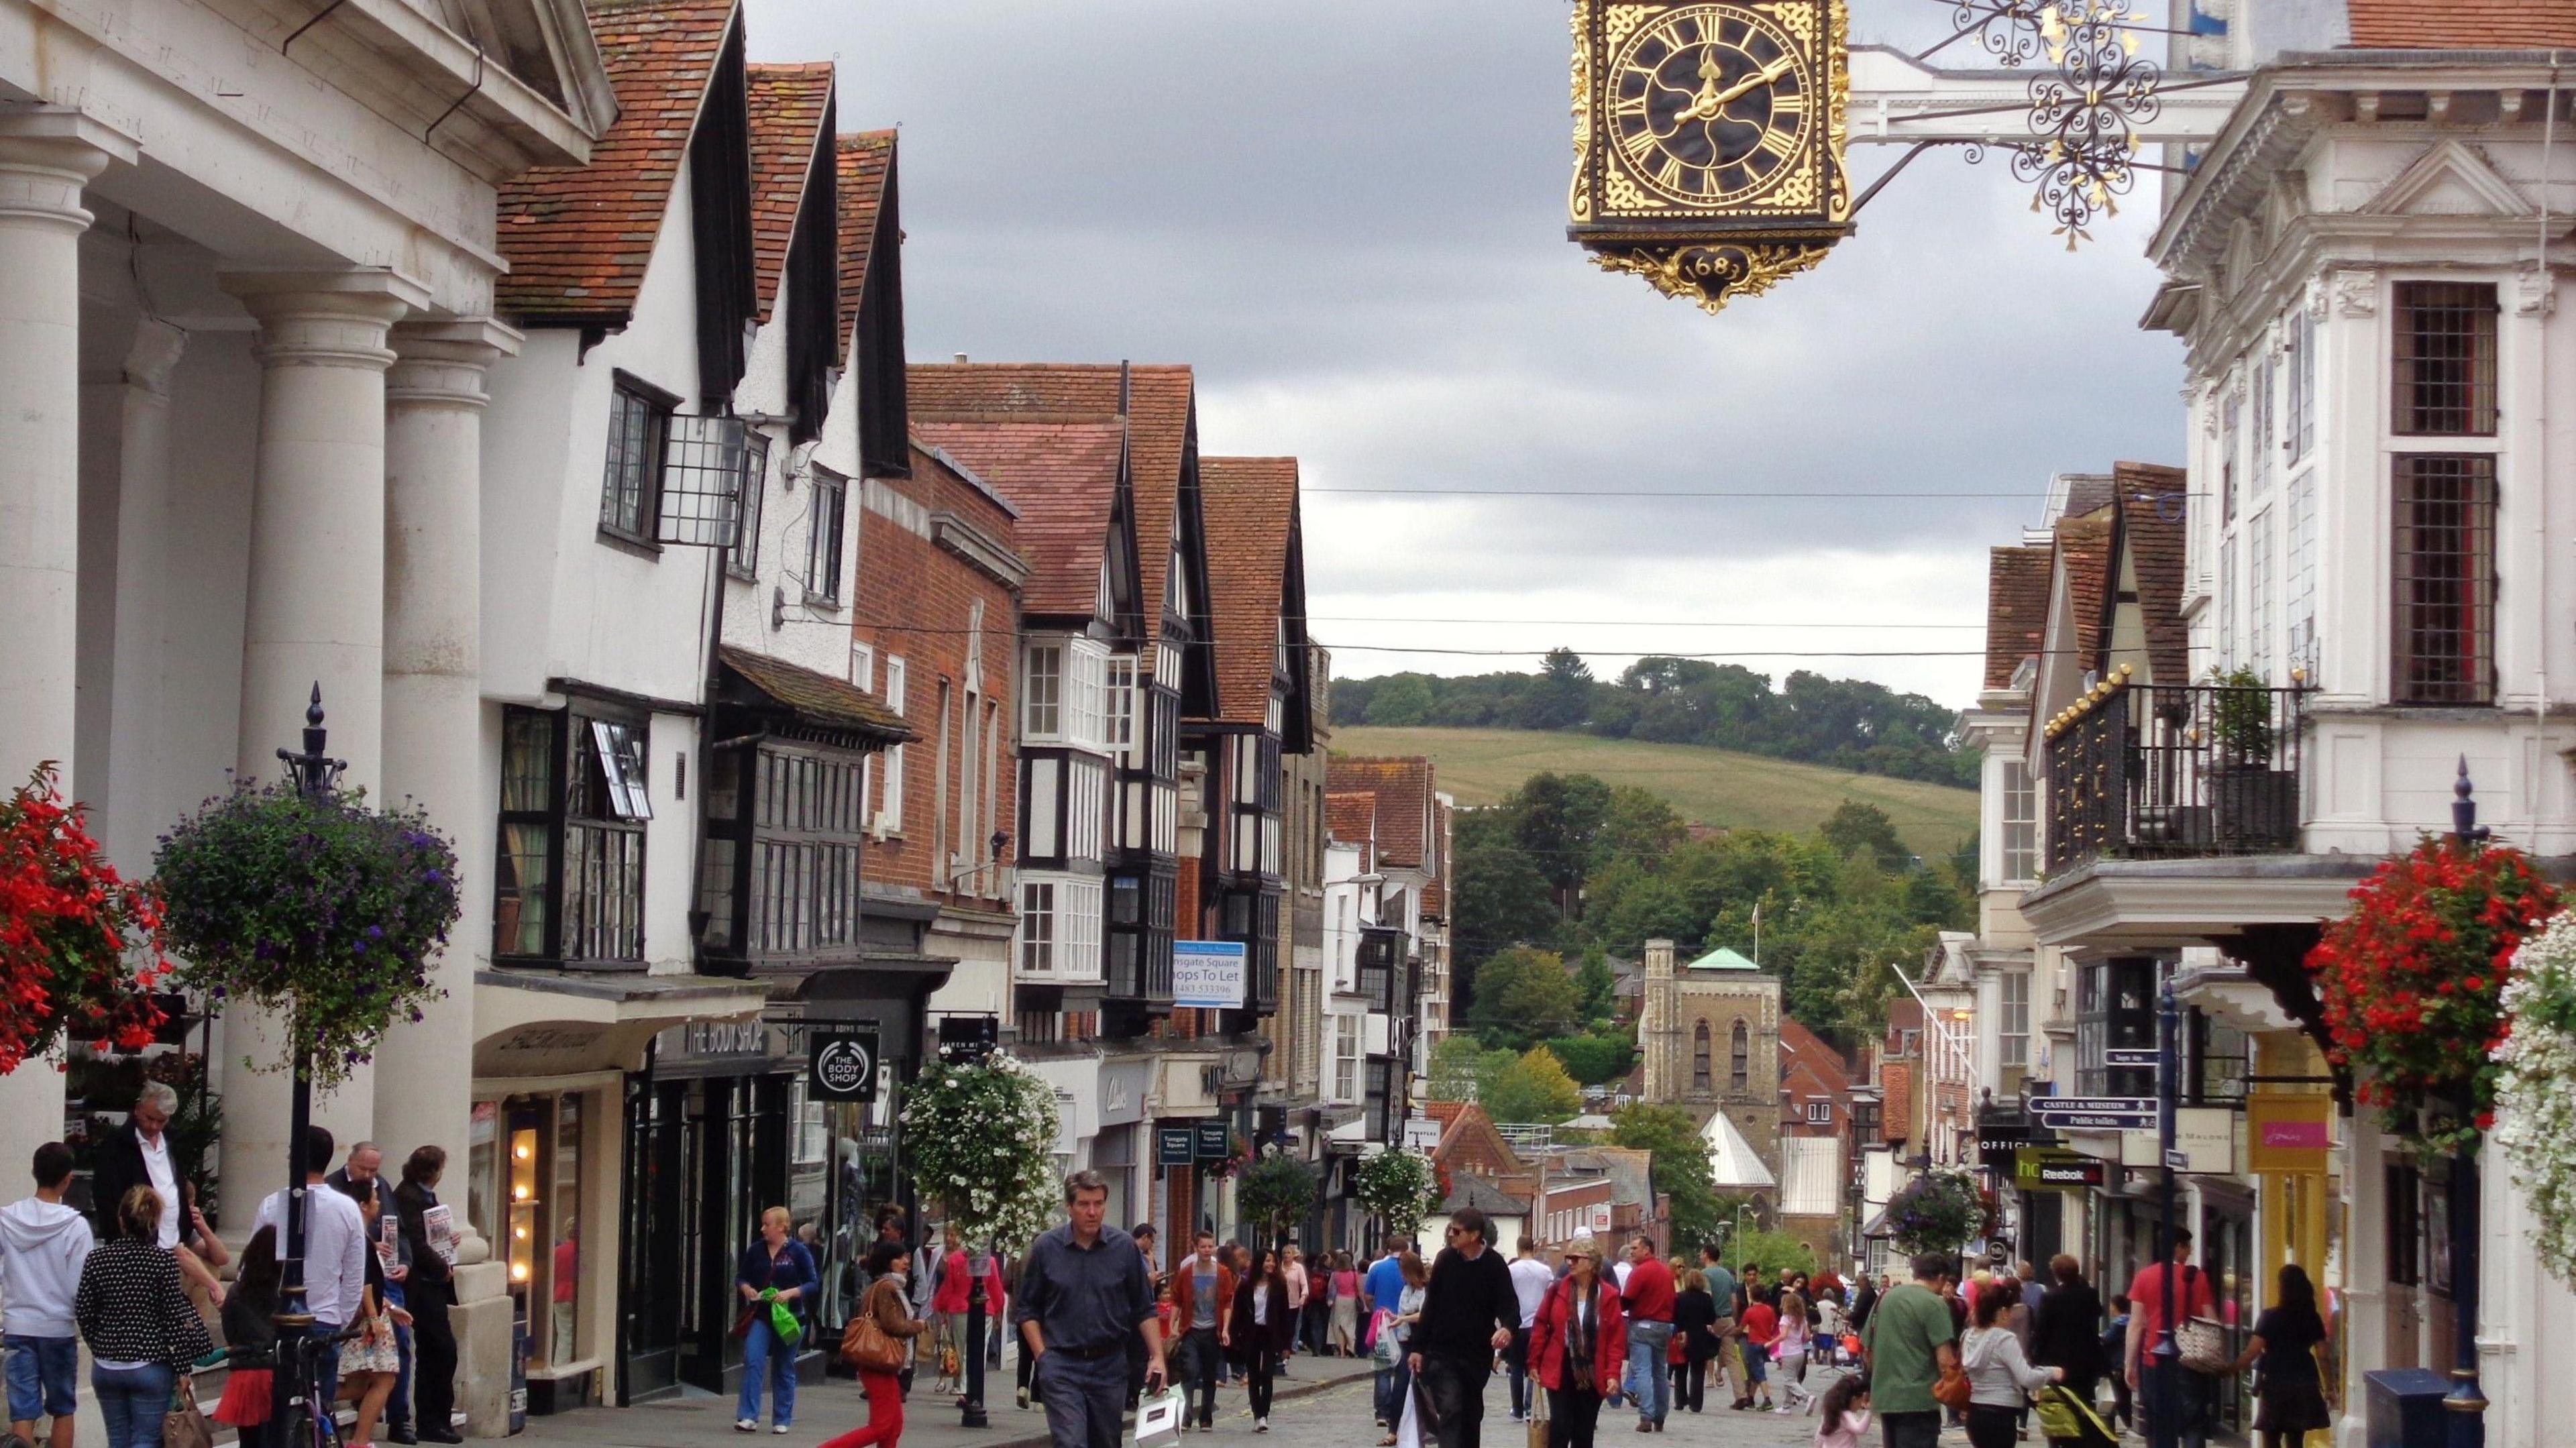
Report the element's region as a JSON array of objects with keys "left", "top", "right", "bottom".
[
  {"left": 806, "top": 1027, "right": 880, "bottom": 1103},
  {"left": 1173, "top": 940, "right": 1248, "bottom": 1009},
  {"left": 1193, "top": 1120, "right": 1232, "bottom": 1162},
  {"left": 2247, "top": 1092, "right": 2332, "bottom": 1175},
  {"left": 2014, "top": 1148, "right": 2106, "bottom": 1192},
  {"left": 1157, "top": 1125, "right": 1197, "bottom": 1168},
  {"left": 2171, "top": 1106, "right": 2237, "bottom": 1174}
]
